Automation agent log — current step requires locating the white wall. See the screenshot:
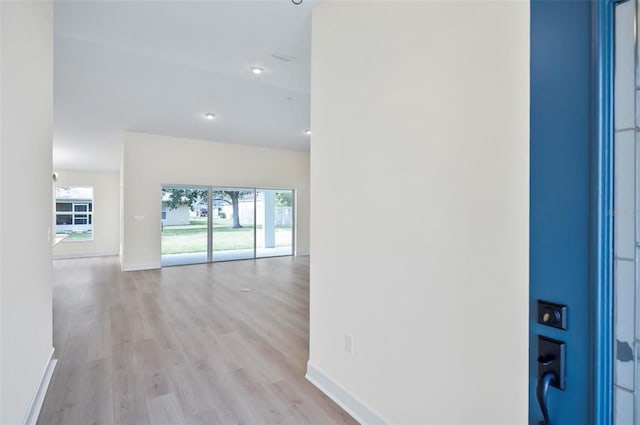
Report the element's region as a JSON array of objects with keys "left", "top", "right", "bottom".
[
  {"left": 0, "top": 1, "right": 54, "bottom": 423},
  {"left": 53, "top": 169, "right": 120, "bottom": 259},
  {"left": 309, "top": 2, "right": 529, "bottom": 424},
  {"left": 121, "top": 131, "right": 310, "bottom": 271}
]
